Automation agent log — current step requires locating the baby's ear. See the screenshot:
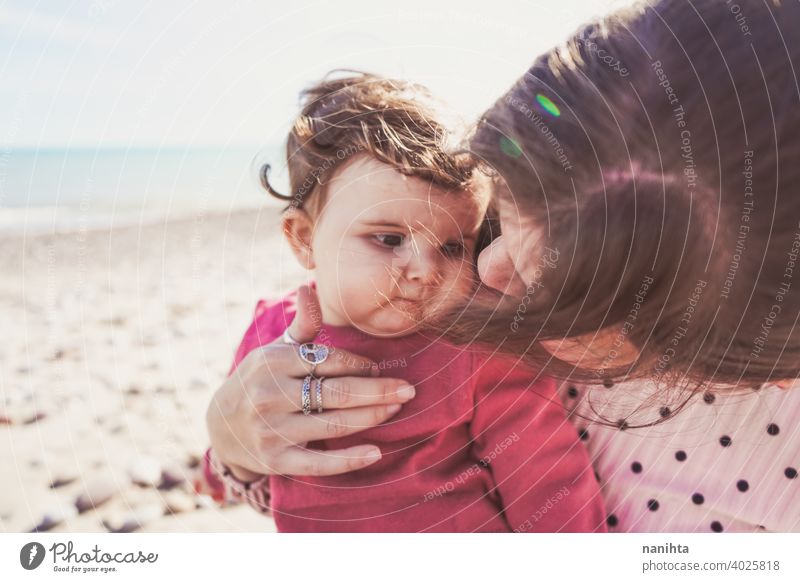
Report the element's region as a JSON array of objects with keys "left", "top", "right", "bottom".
[{"left": 282, "top": 208, "right": 316, "bottom": 270}]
